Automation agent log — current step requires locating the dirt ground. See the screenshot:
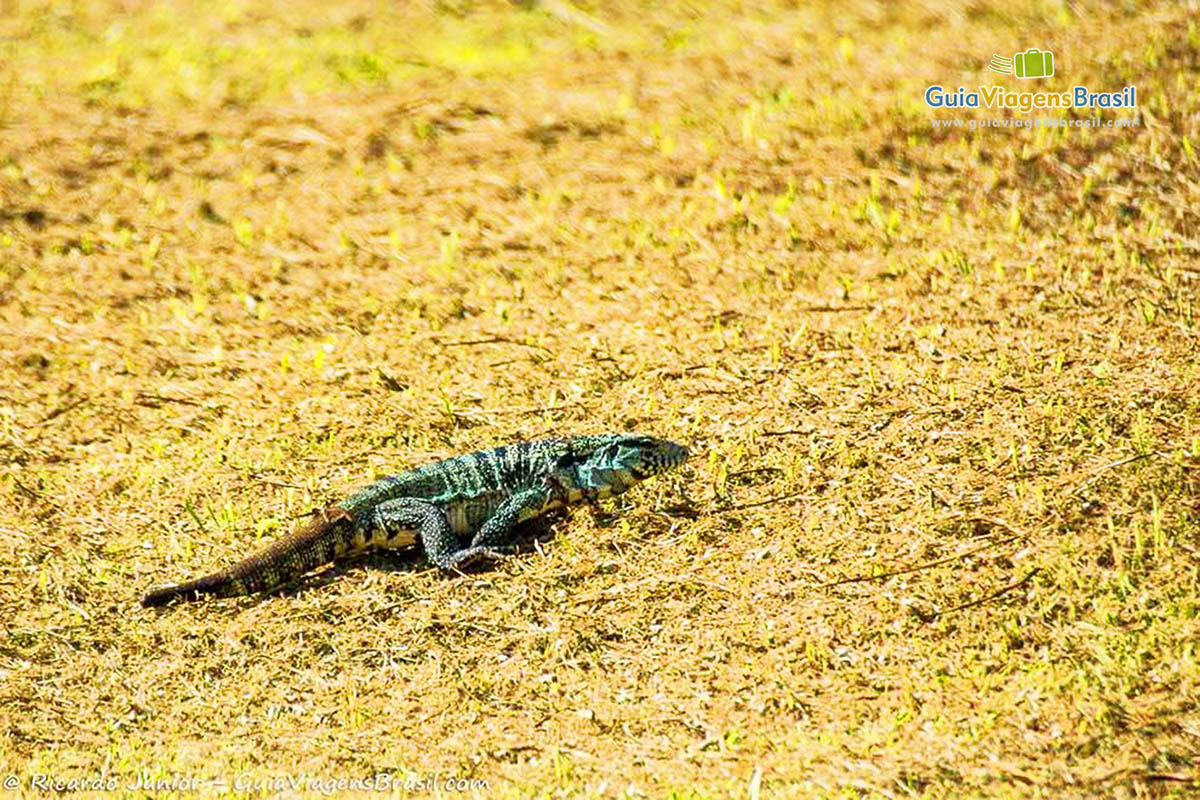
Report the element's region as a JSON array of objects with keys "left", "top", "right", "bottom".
[{"left": 1, "top": 0, "right": 1198, "bottom": 796}]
